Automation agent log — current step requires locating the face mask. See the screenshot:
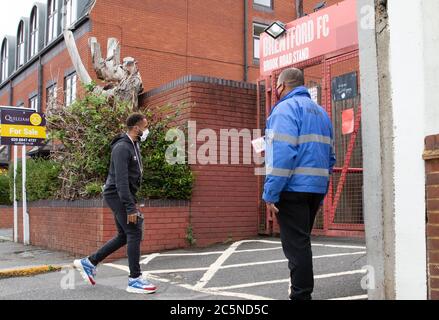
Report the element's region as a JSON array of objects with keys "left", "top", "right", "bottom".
[
  {"left": 275, "top": 84, "right": 284, "bottom": 100},
  {"left": 139, "top": 128, "right": 150, "bottom": 142}
]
